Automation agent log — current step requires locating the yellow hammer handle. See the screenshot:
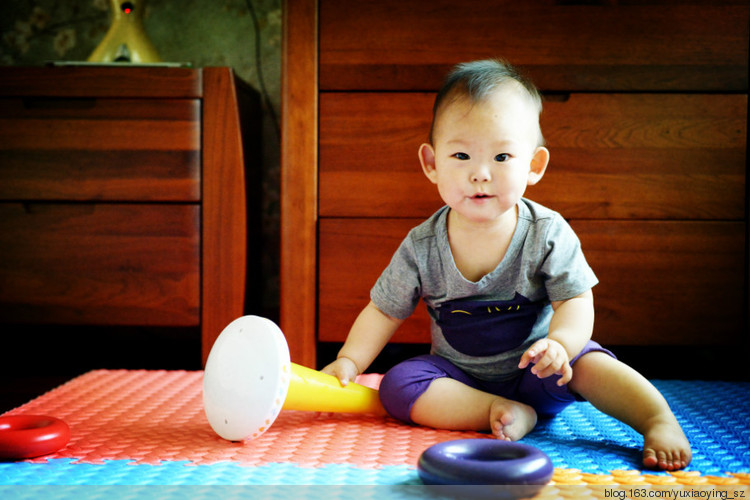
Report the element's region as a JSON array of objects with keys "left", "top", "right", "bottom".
[{"left": 283, "top": 363, "right": 386, "bottom": 416}]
